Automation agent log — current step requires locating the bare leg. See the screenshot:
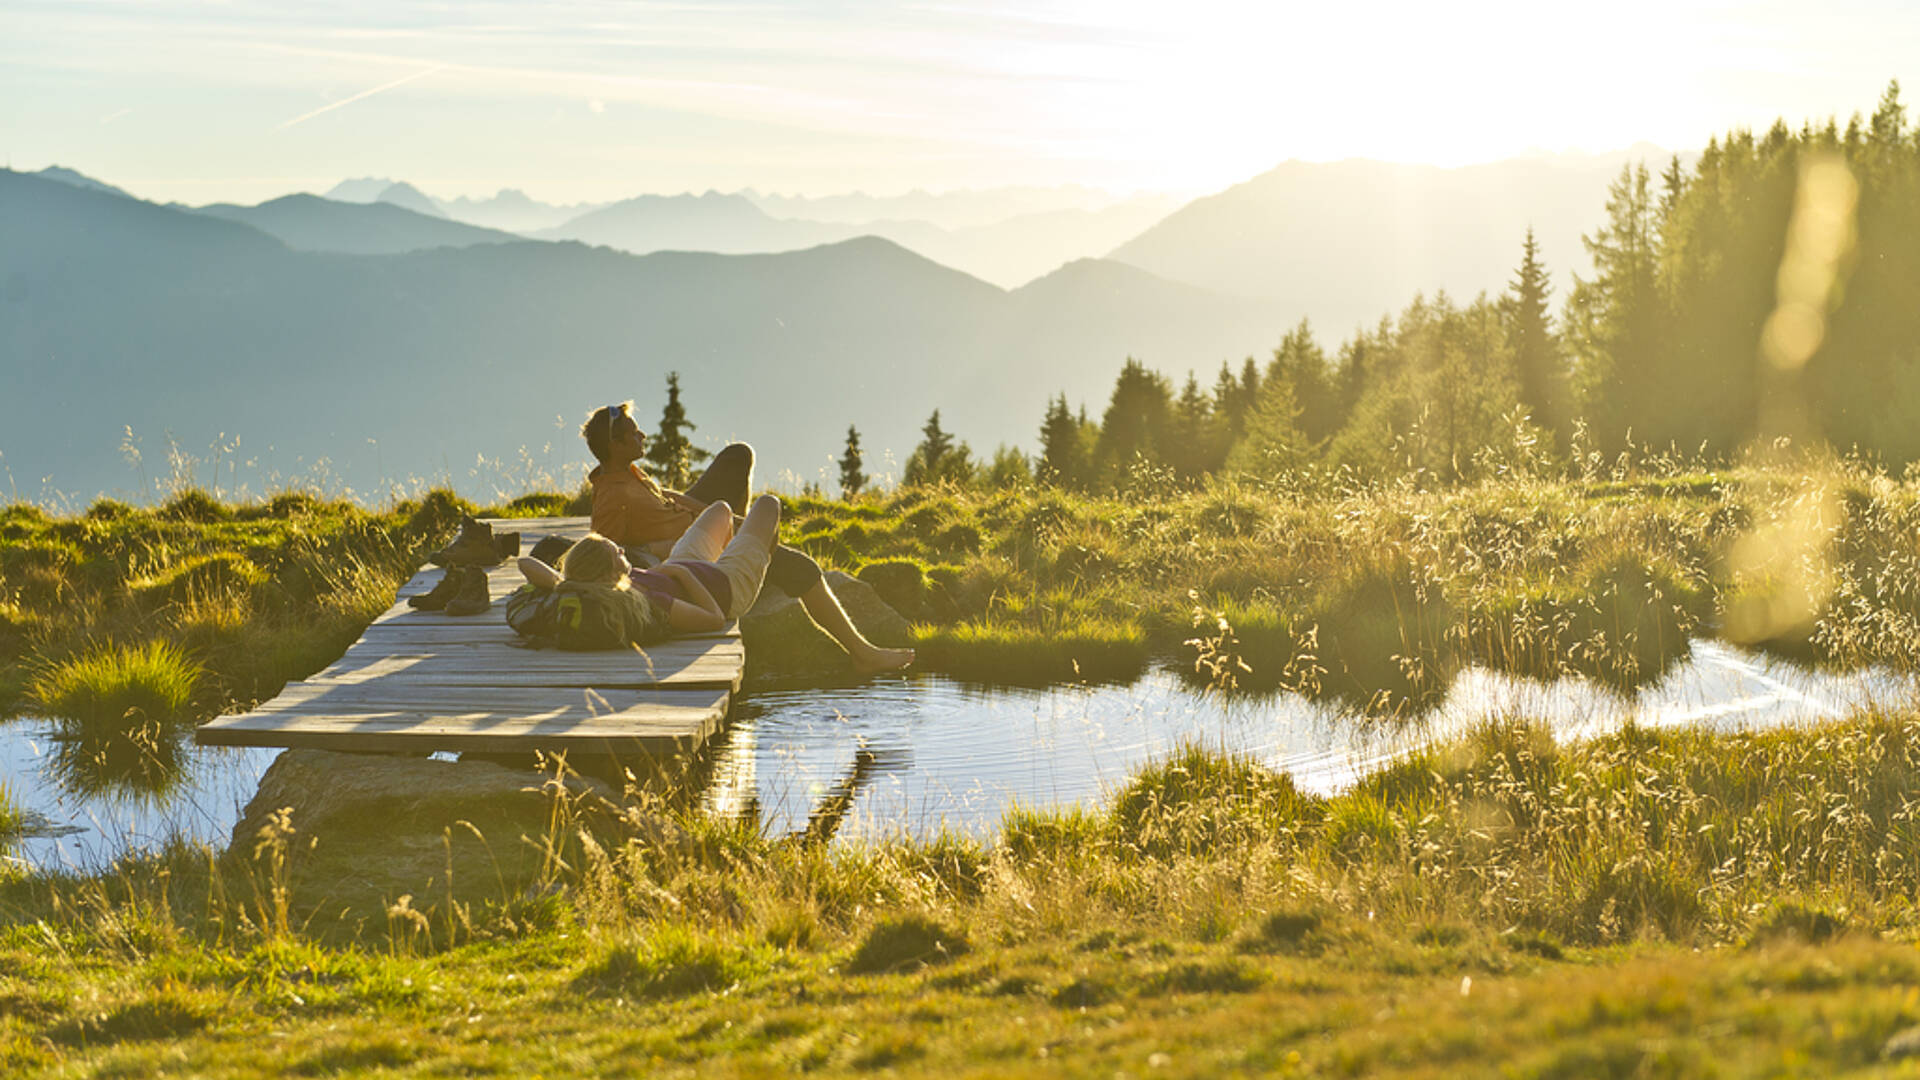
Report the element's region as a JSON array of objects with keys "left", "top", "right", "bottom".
[{"left": 800, "top": 580, "right": 914, "bottom": 674}]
